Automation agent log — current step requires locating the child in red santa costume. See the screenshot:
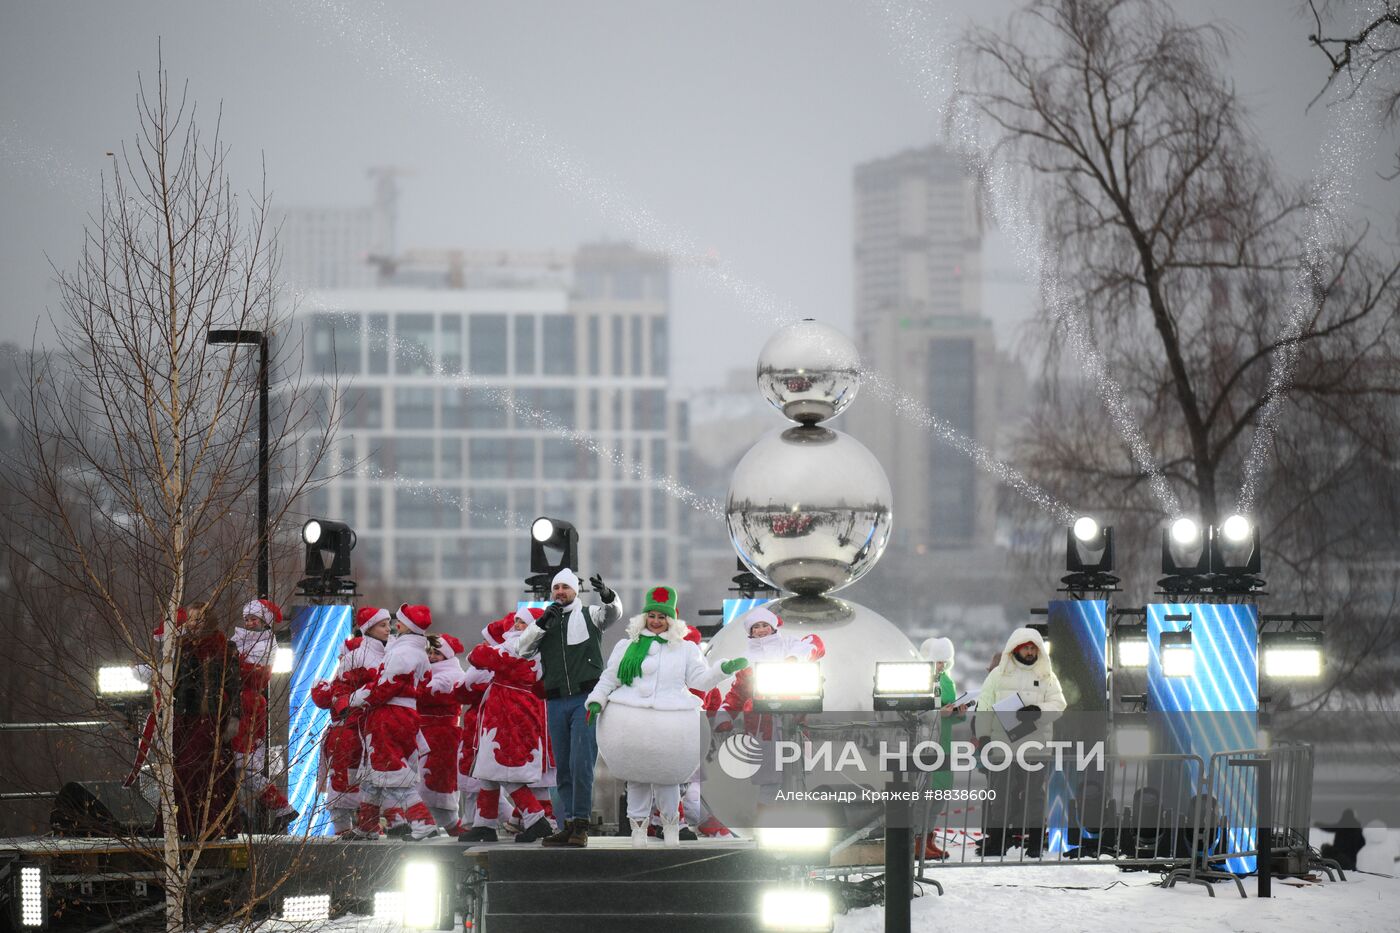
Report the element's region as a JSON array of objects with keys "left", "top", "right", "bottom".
[
  {"left": 230, "top": 599, "right": 299, "bottom": 829},
  {"left": 417, "top": 633, "right": 489, "bottom": 830},
  {"left": 348, "top": 604, "right": 438, "bottom": 840},
  {"left": 309, "top": 607, "right": 388, "bottom": 835},
  {"left": 458, "top": 607, "right": 555, "bottom": 844}
]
